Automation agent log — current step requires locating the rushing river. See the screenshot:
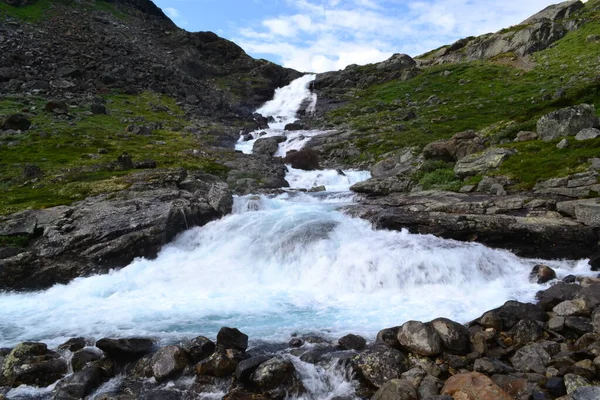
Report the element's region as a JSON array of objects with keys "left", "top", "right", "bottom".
[{"left": 0, "top": 75, "right": 591, "bottom": 400}]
